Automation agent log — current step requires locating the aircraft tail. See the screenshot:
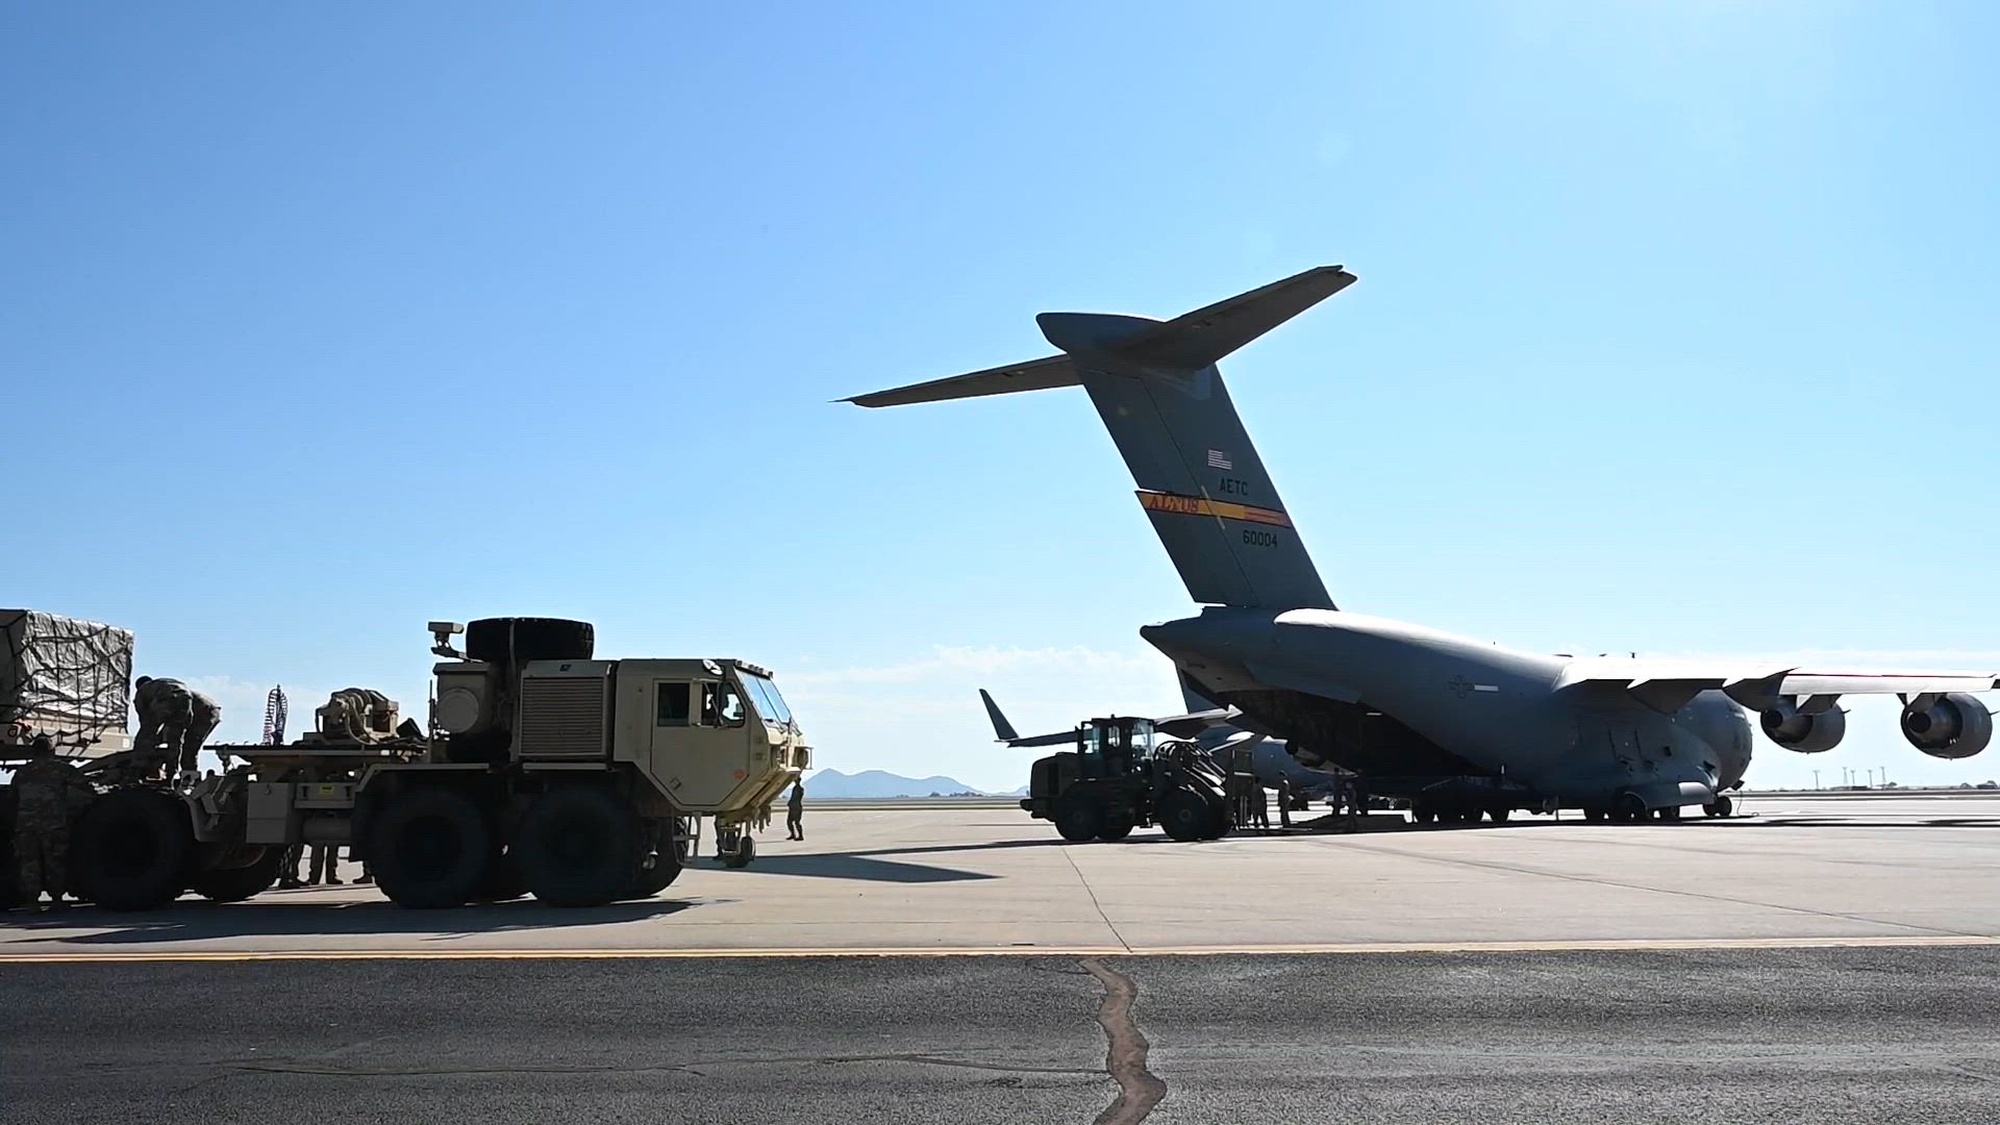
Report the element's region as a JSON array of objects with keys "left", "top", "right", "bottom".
[{"left": 848, "top": 266, "right": 1353, "bottom": 611}]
